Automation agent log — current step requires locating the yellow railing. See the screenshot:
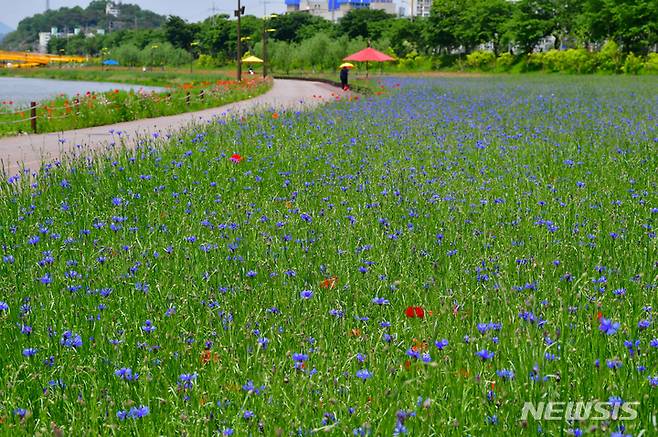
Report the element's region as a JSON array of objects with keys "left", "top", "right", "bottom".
[{"left": 0, "top": 51, "right": 86, "bottom": 67}]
